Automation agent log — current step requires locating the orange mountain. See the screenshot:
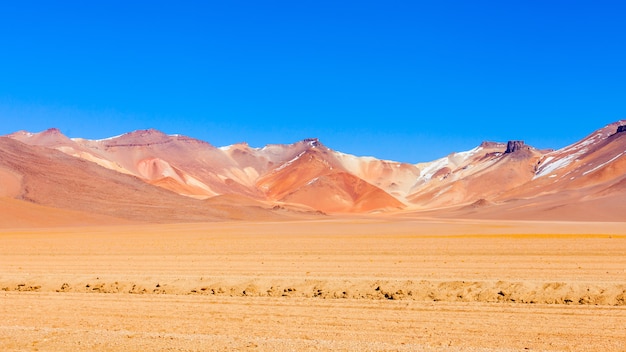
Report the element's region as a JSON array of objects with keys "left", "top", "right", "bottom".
[{"left": 3, "top": 120, "right": 626, "bottom": 224}]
